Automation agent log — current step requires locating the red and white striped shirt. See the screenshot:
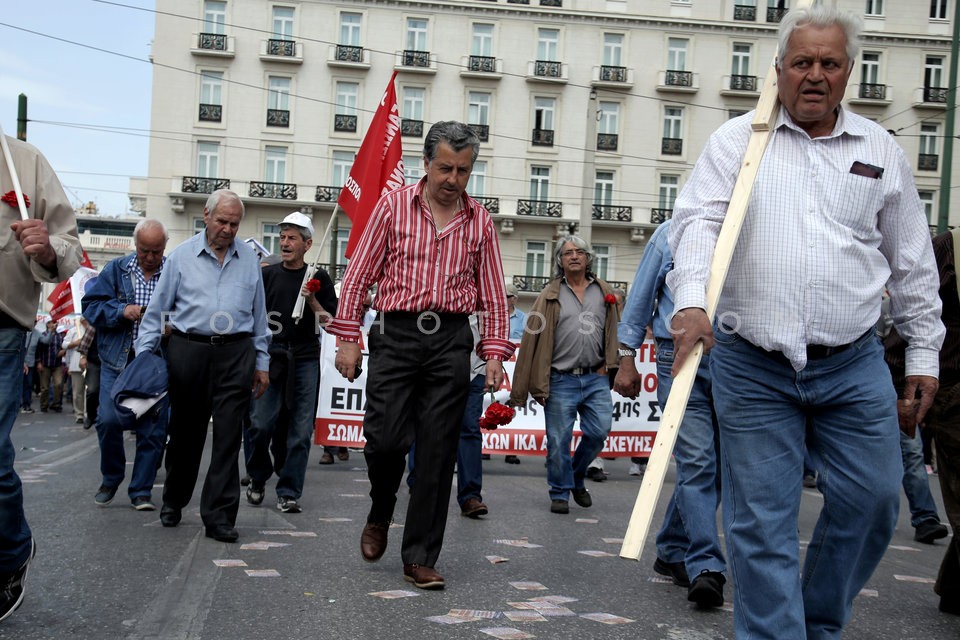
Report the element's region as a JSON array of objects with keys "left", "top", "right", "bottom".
[{"left": 327, "top": 179, "right": 515, "bottom": 361}]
